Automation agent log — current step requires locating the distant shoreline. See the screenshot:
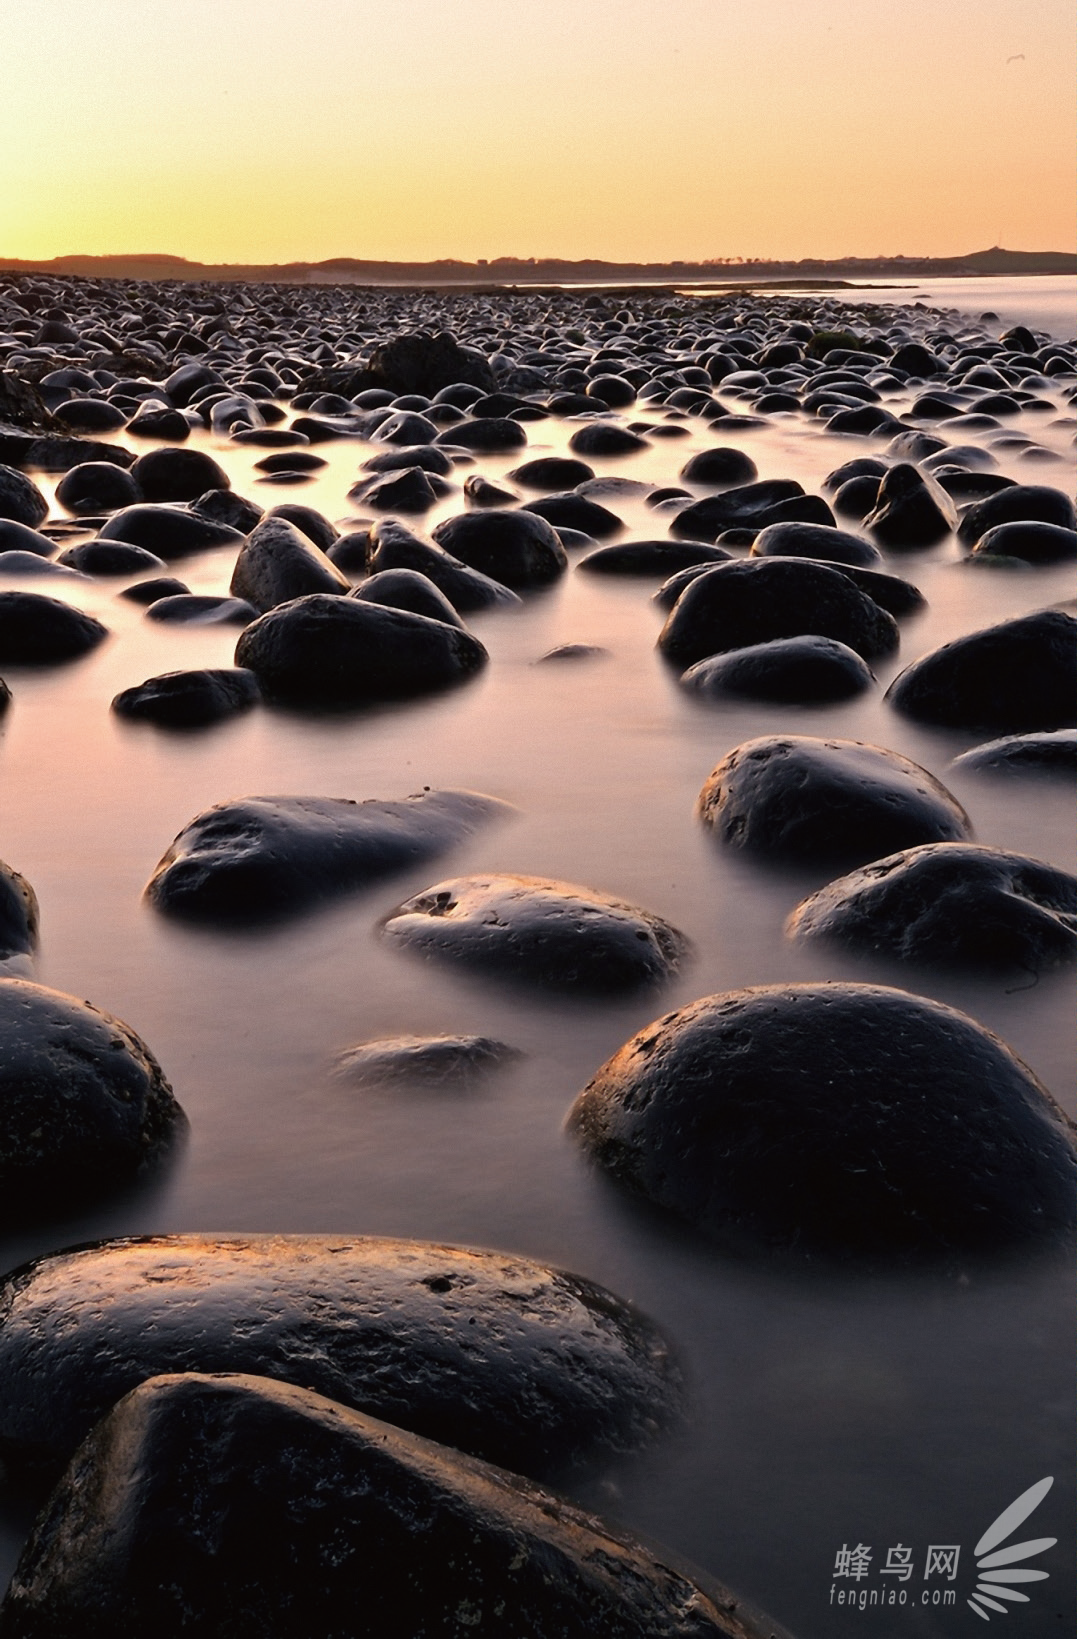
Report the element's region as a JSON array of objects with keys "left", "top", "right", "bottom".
[{"left": 1, "top": 248, "right": 1074, "bottom": 288}]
